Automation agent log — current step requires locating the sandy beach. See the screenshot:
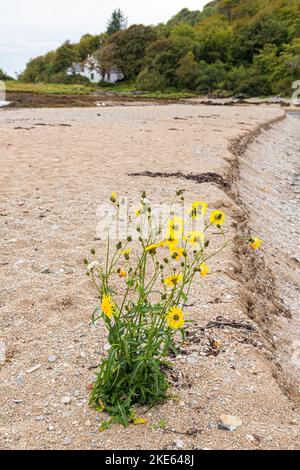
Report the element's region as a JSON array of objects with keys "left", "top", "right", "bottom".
[{"left": 0, "top": 104, "right": 300, "bottom": 450}]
